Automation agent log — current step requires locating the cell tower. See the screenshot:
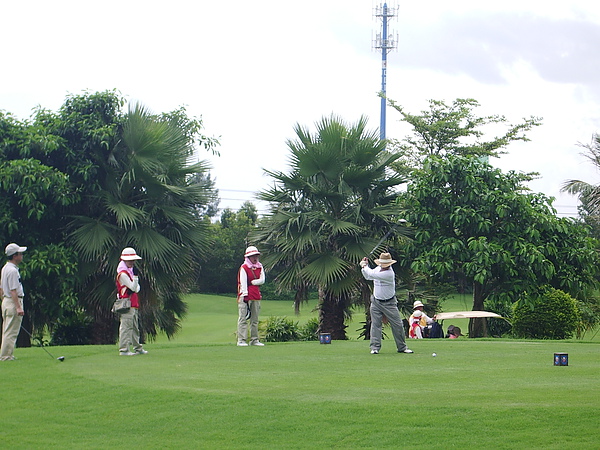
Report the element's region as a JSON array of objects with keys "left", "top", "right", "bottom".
[{"left": 373, "top": 3, "right": 398, "bottom": 141}]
